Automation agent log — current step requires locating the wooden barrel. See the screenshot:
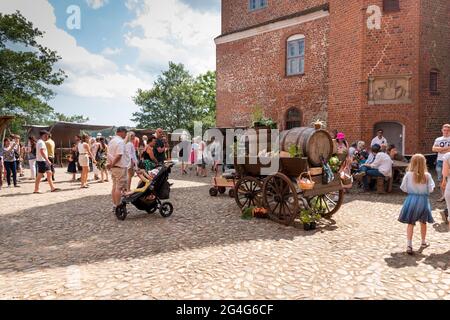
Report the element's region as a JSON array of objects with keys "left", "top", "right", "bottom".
[{"left": 280, "top": 127, "right": 333, "bottom": 167}]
